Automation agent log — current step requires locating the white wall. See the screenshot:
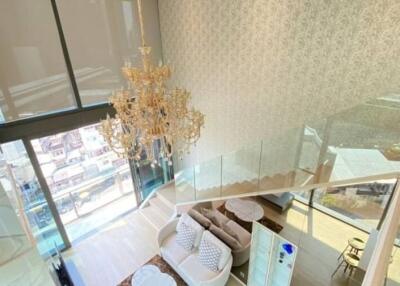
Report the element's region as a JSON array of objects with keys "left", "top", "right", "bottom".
[{"left": 158, "top": 0, "right": 400, "bottom": 168}]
